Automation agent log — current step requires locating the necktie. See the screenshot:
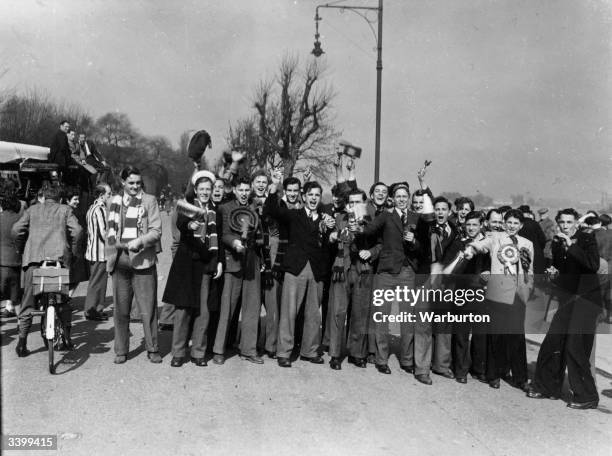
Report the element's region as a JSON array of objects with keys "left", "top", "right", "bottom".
[
  {"left": 401, "top": 210, "right": 407, "bottom": 226},
  {"left": 509, "top": 235, "right": 518, "bottom": 245}
]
